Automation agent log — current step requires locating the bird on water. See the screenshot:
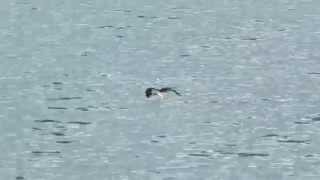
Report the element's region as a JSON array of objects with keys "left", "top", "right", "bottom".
[{"left": 145, "top": 87, "right": 181, "bottom": 98}]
